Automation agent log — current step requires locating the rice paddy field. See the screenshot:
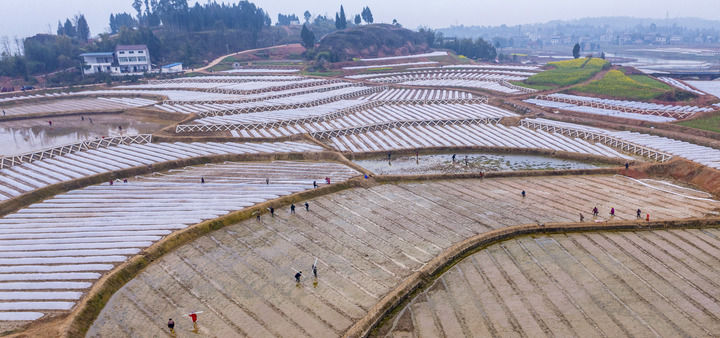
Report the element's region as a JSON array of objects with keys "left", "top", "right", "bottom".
[
  {"left": 0, "top": 50, "right": 719, "bottom": 337},
  {"left": 353, "top": 153, "right": 605, "bottom": 175},
  {"left": 87, "top": 175, "right": 720, "bottom": 337}
]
